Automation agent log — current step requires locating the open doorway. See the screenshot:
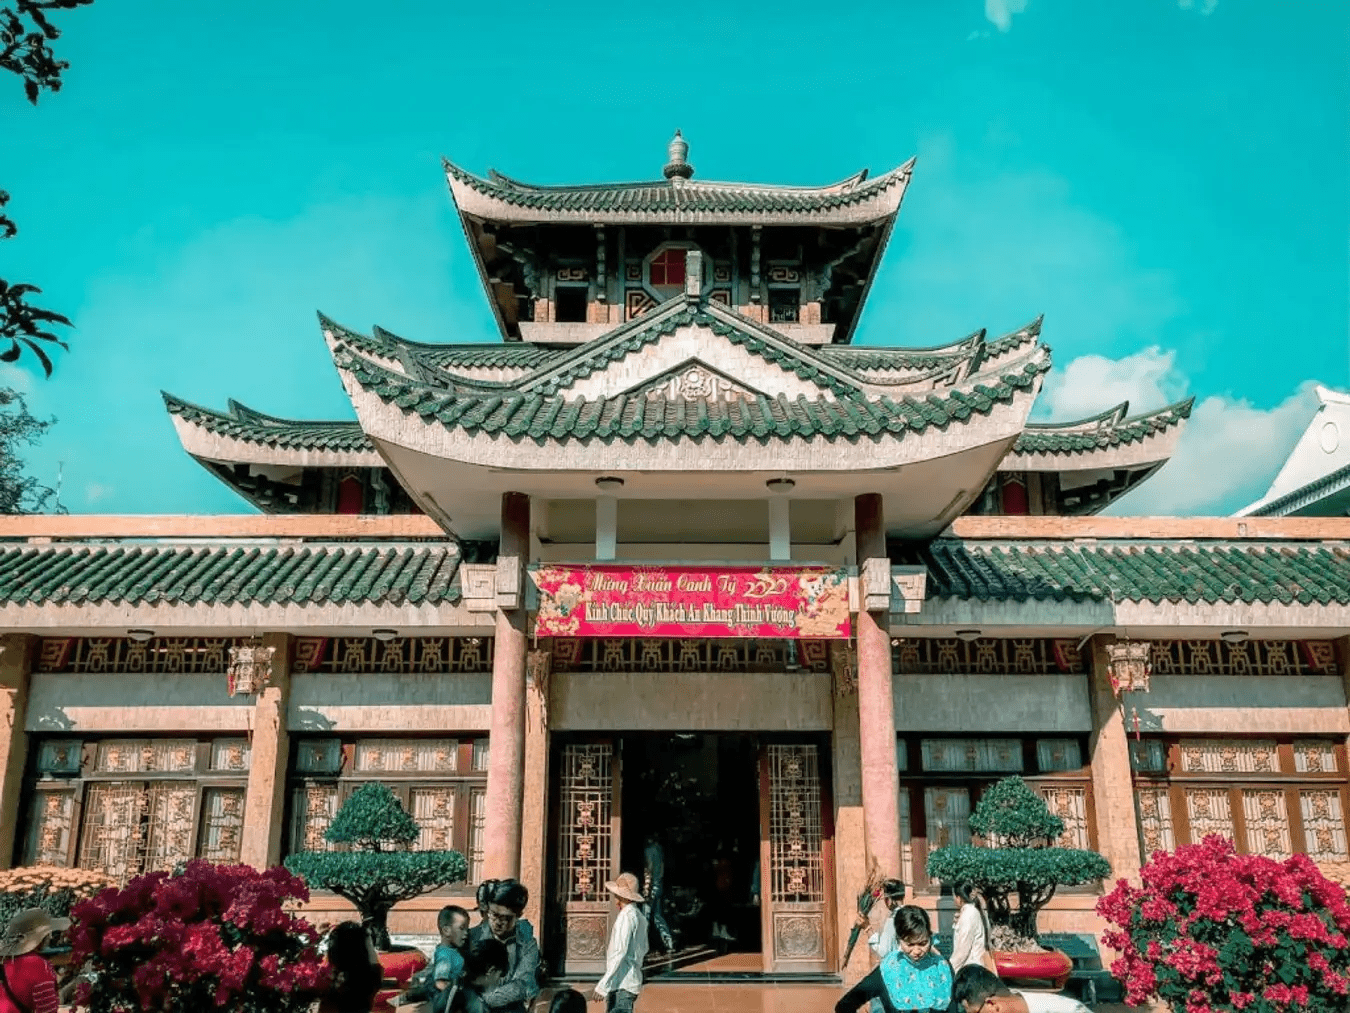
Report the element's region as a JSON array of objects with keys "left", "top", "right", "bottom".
[{"left": 619, "top": 733, "right": 763, "bottom": 973}]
